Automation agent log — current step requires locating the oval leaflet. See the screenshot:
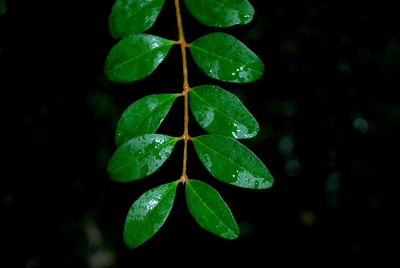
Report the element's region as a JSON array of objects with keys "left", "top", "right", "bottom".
[
  {"left": 116, "top": 93, "right": 179, "bottom": 146},
  {"left": 105, "top": 34, "right": 174, "bottom": 83},
  {"left": 124, "top": 181, "right": 178, "bottom": 248},
  {"left": 184, "top": 0, "right": 254, "bottom": 27},
  {"left": 193, "top": 134, "right": 274, "bottom": 189},
  {"left": 186, "top": 179, "right": 239, "bottom": 239},
  {"left": 190, "top": 85, "right": 259, "bottom": 139},
  {"left": 109, "top": 0, "right": 166, "bottom": 38},
  {"left": 108, "top": 134, "right": 178, "bottom": 182},
  {"left": 190, "top": 32, "right": 264, "bottom": 83}
]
